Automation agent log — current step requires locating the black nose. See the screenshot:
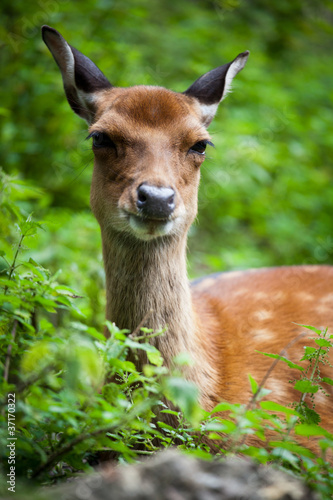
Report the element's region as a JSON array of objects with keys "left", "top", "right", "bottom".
[{"left": 136, "top": 184, "right": 176, "bottom": 219}]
